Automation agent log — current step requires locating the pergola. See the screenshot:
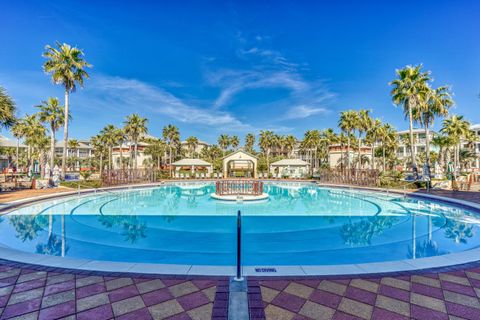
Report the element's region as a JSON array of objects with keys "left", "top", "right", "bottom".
[
  {"left": 222, "top": 149, "right": 258, "bottom": 179},
  {"left": 171, "top": 158, "right": 213, "bottom": 175}
]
